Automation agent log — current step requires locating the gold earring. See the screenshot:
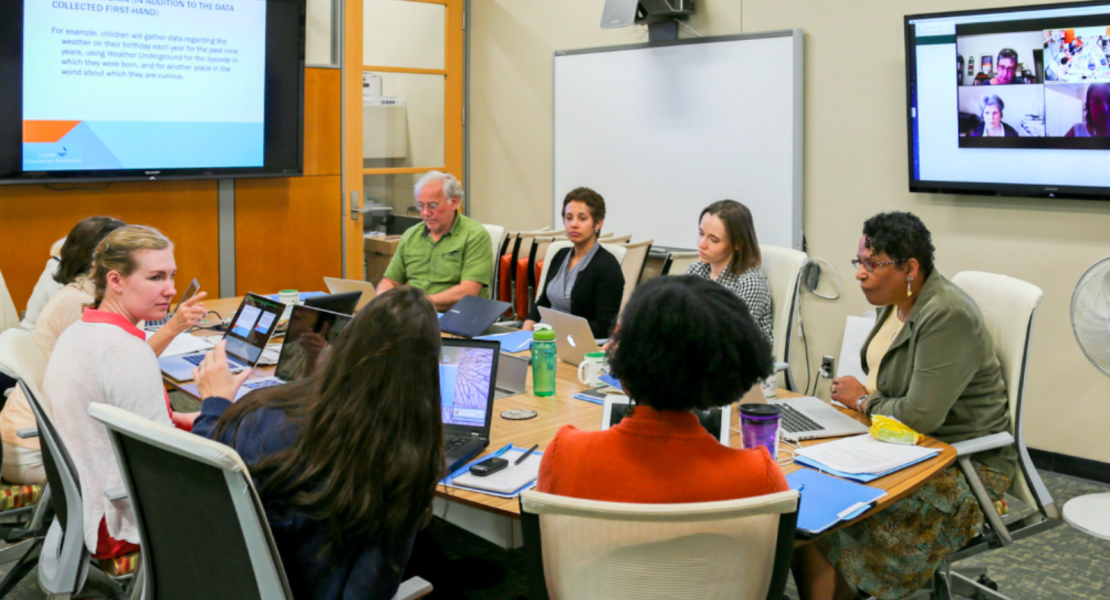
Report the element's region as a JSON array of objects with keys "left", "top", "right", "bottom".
[{"left": 907, "top": 277, "right": 914, "bottom": 297}]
